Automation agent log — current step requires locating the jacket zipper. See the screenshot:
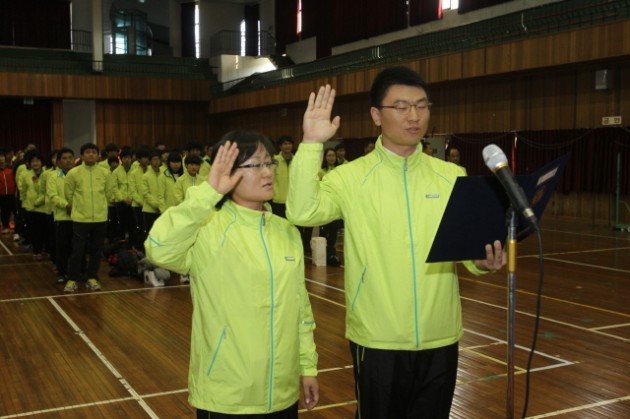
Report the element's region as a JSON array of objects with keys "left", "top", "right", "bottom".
[
  {"left": 403, "top": 158, "right": 420, "bottom": 348},
  {"left": 259, "top": 212, "right": 275, "bottom": 410}
]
